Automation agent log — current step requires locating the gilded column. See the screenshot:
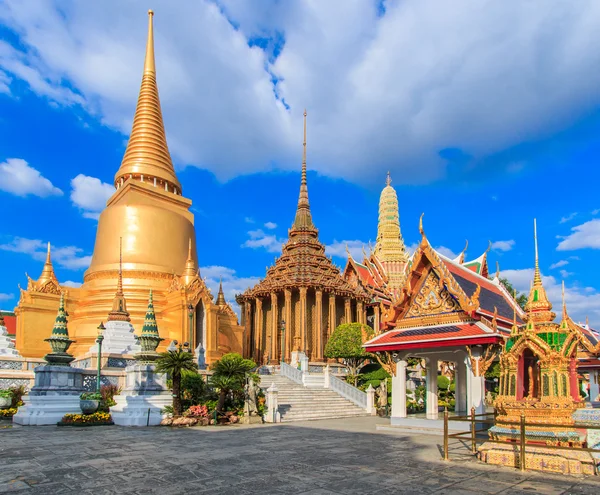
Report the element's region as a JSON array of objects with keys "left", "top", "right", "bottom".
[
  {"left": 270, "top": 292, "right": 278, "bottom": 364},
  {"left": 284, "top": 289, "right": 292, "bottom": 361},
  {"left": 357, "top": 301, "right": 364, "bottom": 325},
  {"left": 329, "top": 293, "right": 336, "bottom": 336},
  {"left": 299, "top": 287, "right": 307, "bottom": 352},
  {"left": 315, "top": 289, "right": 323, "bottom": 360},
  {"left": 344, "top": 297, "right": 351, "bottom": 324},
  {"left": 244, "top": 302, "right": 252, "bottom": 359},
  {"left": 374, "top": 305, "right": 380, "bottom": 333},
  {"left": 255, "top": 297, "right": 263, "bottom": 361}
]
